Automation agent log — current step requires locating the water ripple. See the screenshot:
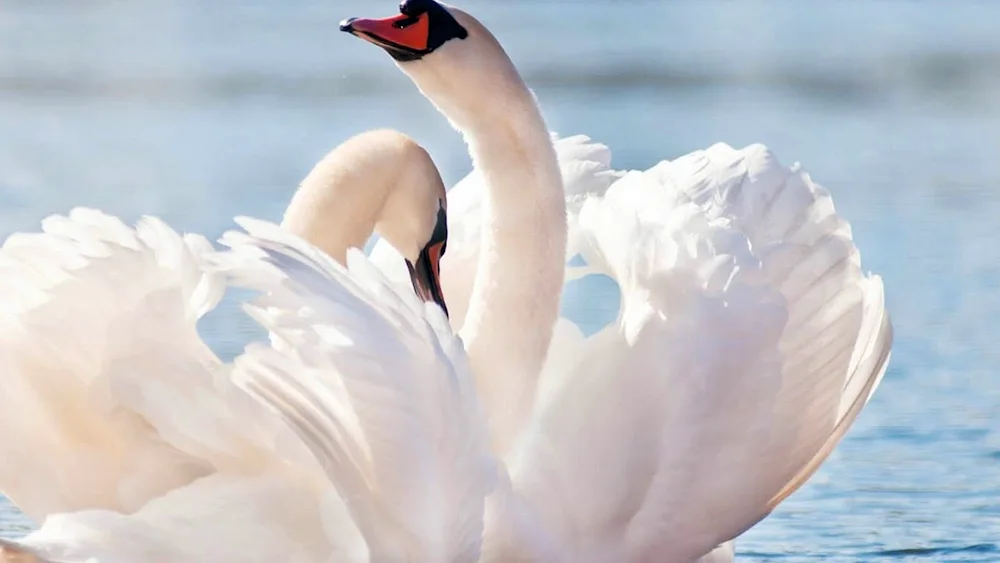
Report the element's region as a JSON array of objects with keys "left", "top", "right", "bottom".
[
  {"left": 0, "top": 51, "right": 997, "bottom": 113},
  {"left": 865, "top": 544, "right": 998, "bottom": 558}
]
